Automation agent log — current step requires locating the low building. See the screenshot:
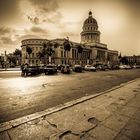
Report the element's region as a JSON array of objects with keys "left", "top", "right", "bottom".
[
  {"left": 125, "top": 55, "right": 140, "bottom": 65},
  {"left": 21, "top": 11, "right": 118, "bottom": 66}
]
